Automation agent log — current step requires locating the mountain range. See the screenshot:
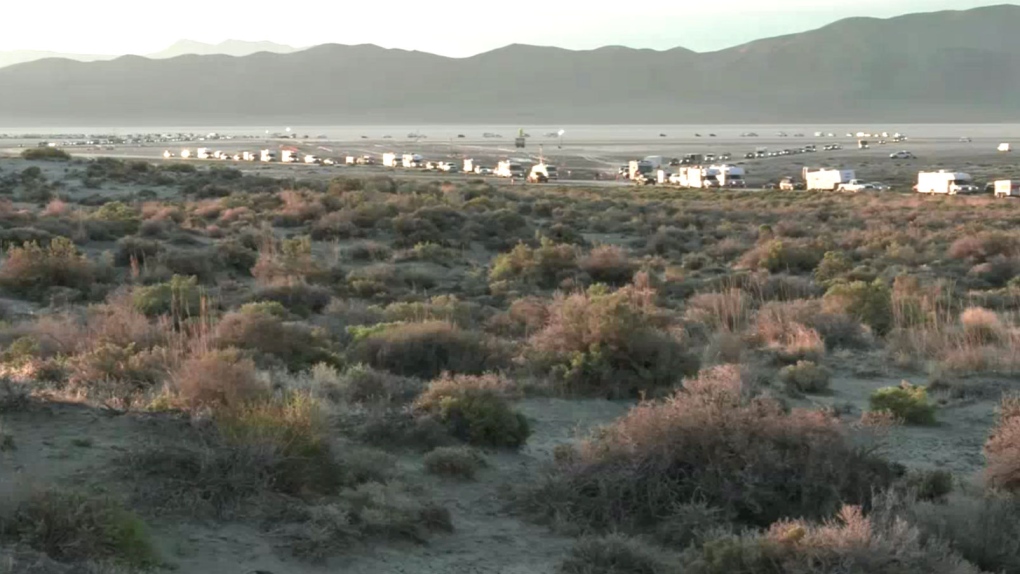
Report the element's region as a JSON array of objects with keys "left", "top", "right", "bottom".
[
  {"left": 0, "top": 40, "right": 298, "bottom": 70},
  {"left": 1, "top": 5, "right": 1018, "bottom": 125}
]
